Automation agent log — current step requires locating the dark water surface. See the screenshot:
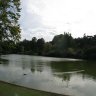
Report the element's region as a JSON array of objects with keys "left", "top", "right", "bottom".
[{"left": 0, "top": 54, "right": 96, "bottom": 96}]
